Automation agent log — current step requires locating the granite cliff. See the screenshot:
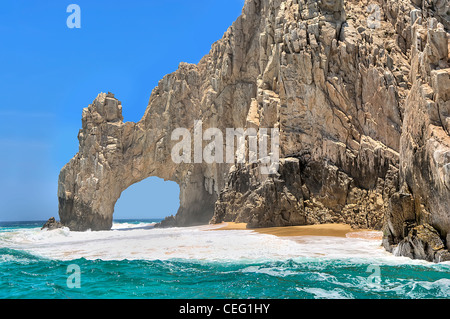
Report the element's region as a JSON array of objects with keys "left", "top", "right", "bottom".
[{"left": 58, "top": 0, "right": 450, "bottom": 262}]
